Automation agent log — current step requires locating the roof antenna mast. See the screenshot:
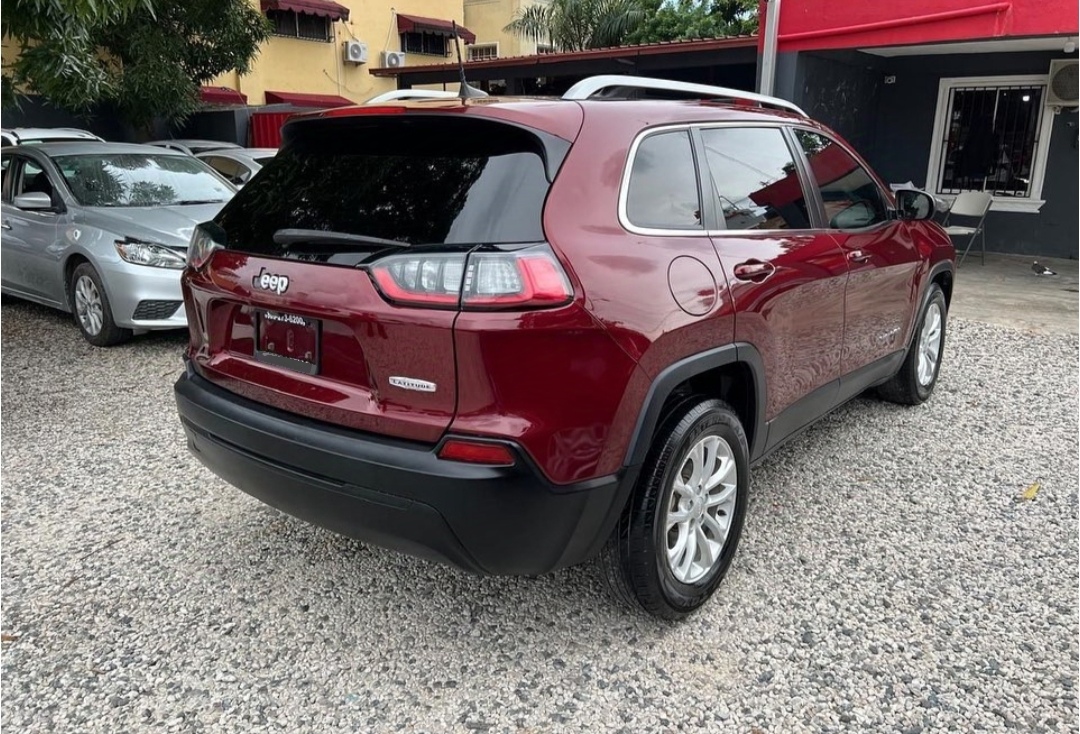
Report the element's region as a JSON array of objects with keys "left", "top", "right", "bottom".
[{"left": 452, "top": 21, "right": 488, "bottom": 100}]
